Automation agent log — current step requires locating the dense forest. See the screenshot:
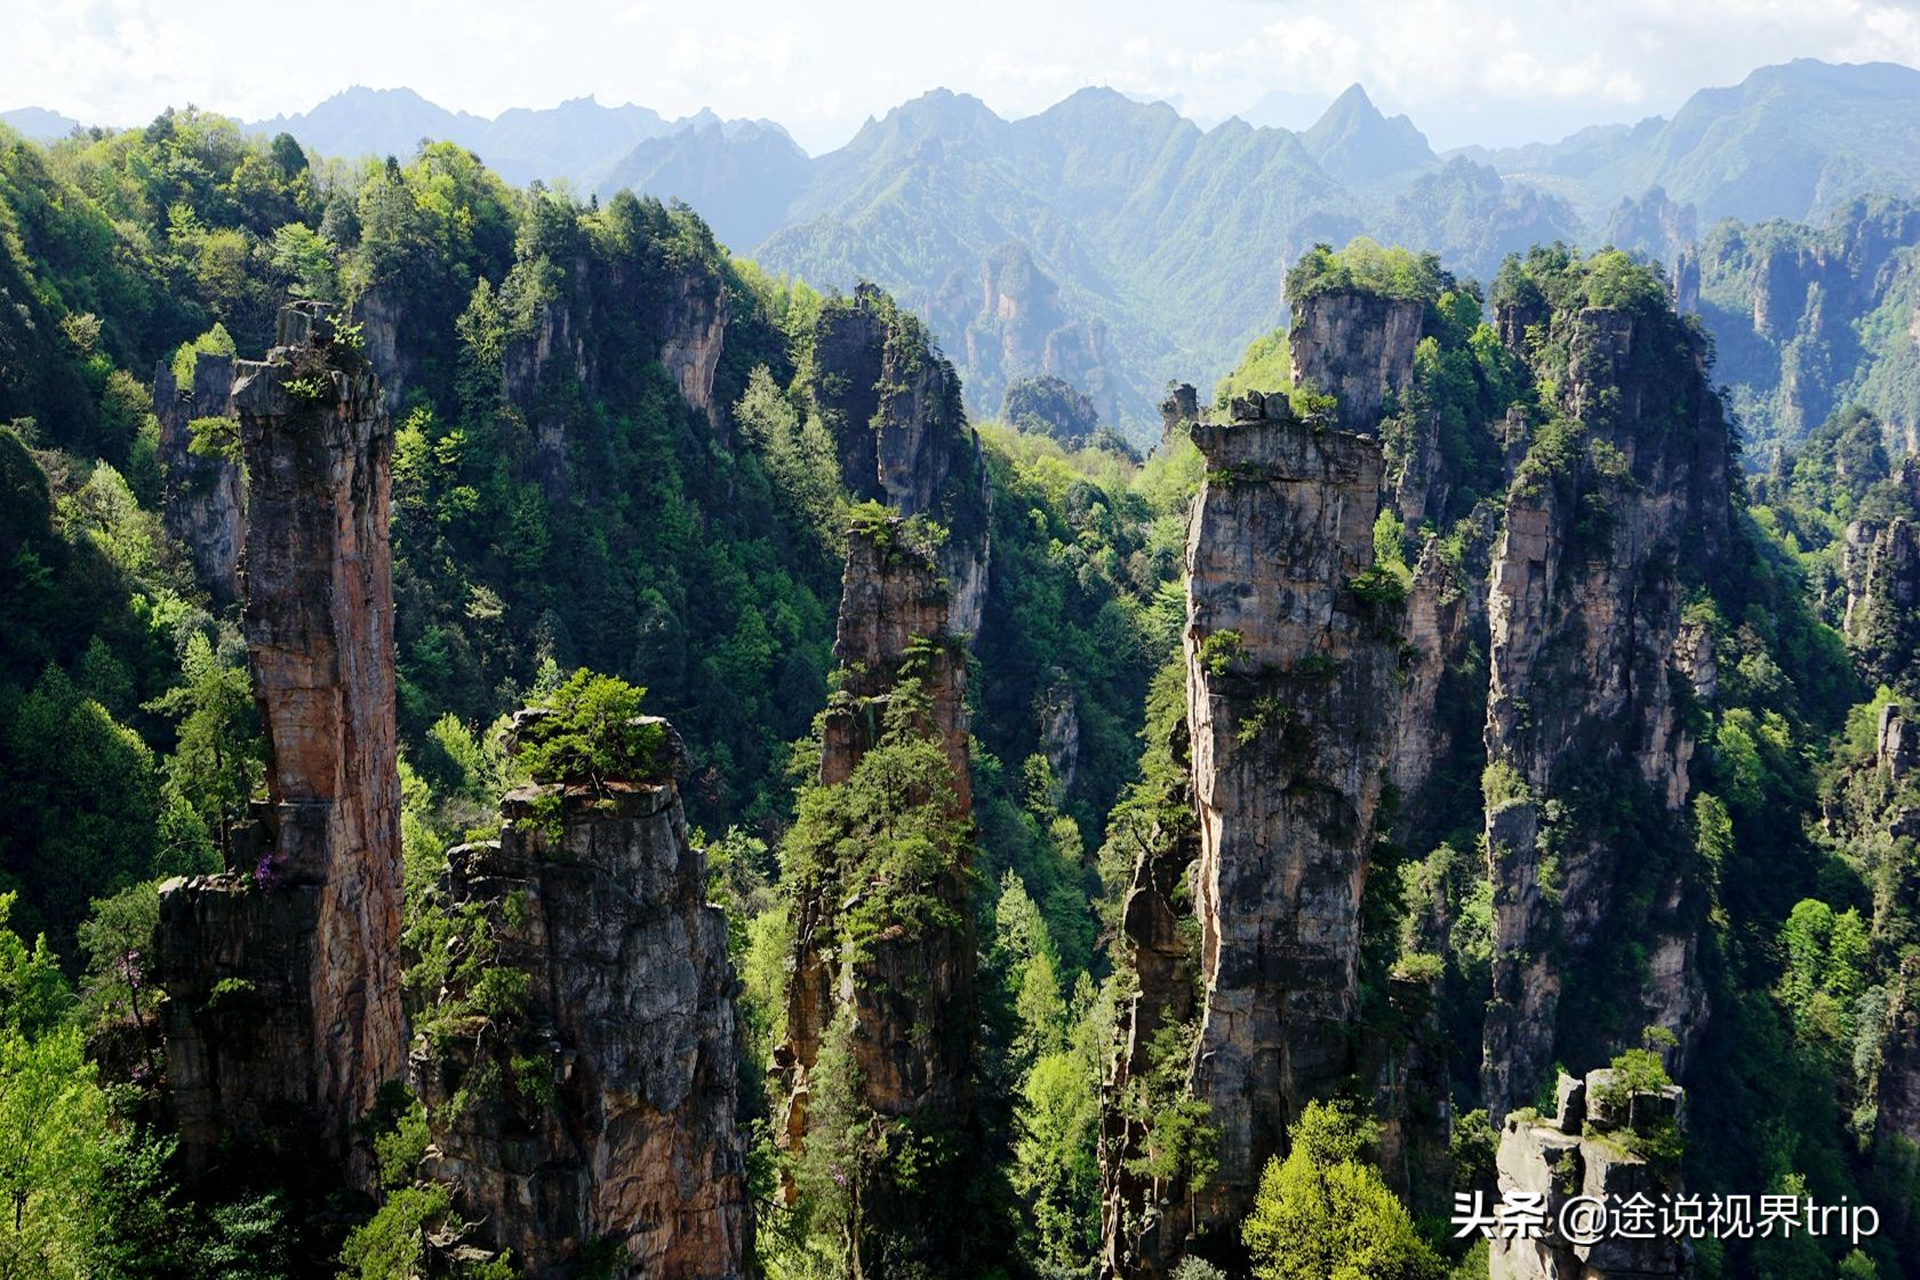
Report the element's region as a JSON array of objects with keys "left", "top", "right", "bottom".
[{"left": 0, "top": 94, "right": 1919, "bottom": 1280}]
